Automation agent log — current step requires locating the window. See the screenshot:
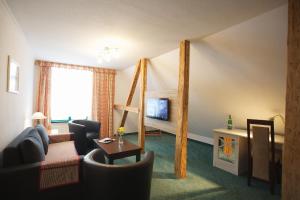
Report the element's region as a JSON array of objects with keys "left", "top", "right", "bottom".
[{"left": 51, "top": 67, "right": 93, "bottom": 122}]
